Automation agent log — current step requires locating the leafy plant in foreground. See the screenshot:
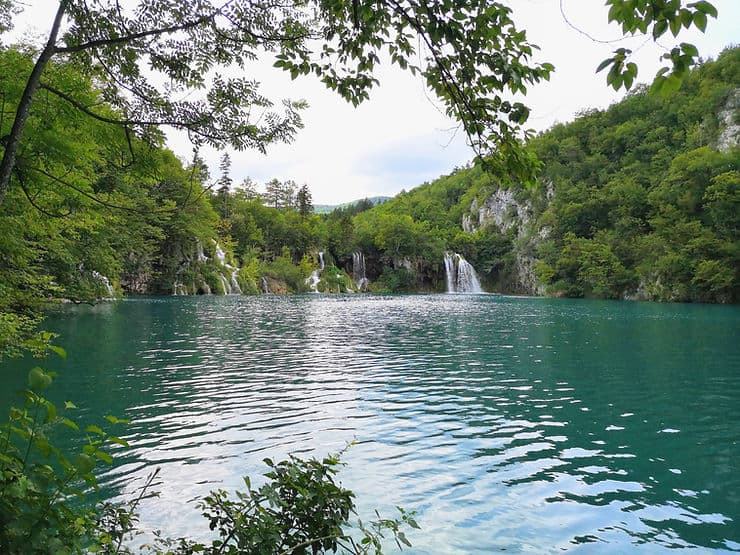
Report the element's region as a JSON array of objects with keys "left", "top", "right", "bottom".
[
  {"left": 1, "top": 353, "right": 417, "bottom": 554},
  {"left": 150, "top": 454, "right": 418, "bottom": 555},
  {"left": 0, "top": 357, "right": 135, "bottom": 554}
]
